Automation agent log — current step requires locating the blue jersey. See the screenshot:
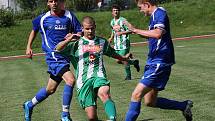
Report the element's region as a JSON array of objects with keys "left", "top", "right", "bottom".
[
  {"left": 32, "top": 10, "right": 82, "bottom": 53},
  {"left": 32, "top": 10, "right": 82, "bottom": 76},
  {"left": 147, "top": 7, "right": 175, "bottom": 65}
]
